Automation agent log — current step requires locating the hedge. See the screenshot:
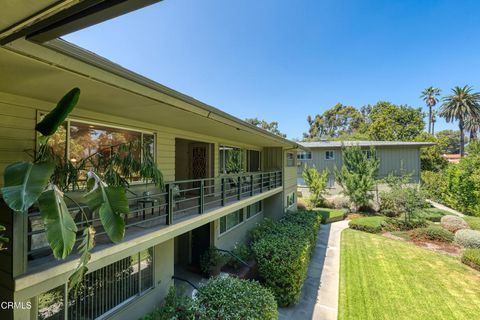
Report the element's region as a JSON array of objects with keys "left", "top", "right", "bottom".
[
  {"left": 410, "top": 226, "right": 454, "bottom": 243},
  {"left": 315, "top": 208, "right": 346, "bottom": 224},
  {"left": 196, "top": 276, "right": 277, "bottom": 320},
  {"left": 348, "top": 216, "right": 386, "bottom": 233},
  {"left": 251, "top": 210, "right": 322, "bottom": 306},
  {"left": 461, "top": 249, "right": 480, "bottom": 271}
]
